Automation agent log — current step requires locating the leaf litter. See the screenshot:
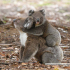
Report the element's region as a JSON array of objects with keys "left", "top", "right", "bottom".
[{"left": 0, "top": 0, "right": 70, "bottom": 70}]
